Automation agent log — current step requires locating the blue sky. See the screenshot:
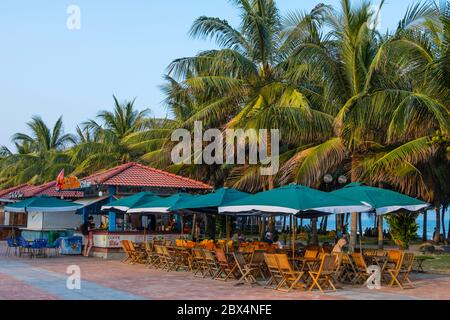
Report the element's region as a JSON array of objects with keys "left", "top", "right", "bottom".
[{"left": 0, "top": 0, "right": 419, "bottom": 149}]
